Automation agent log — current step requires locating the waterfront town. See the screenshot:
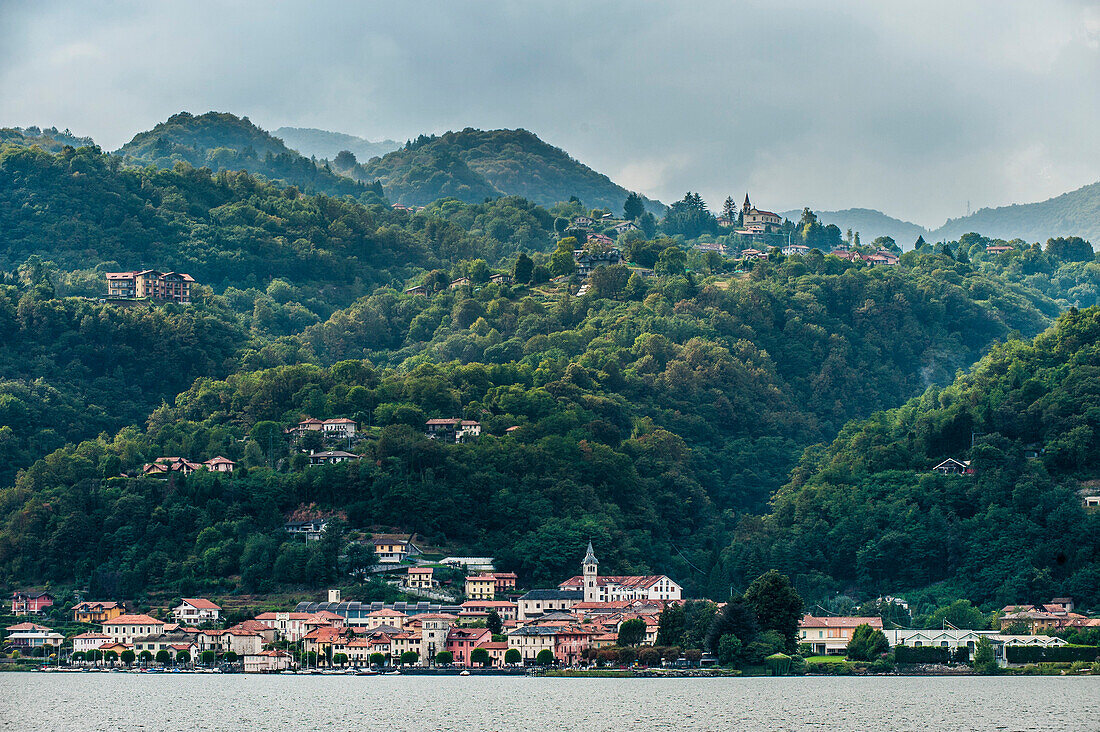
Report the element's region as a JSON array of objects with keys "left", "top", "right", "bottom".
[{"left": 5, "top": 543, "right": 1097, "bottom": 675}]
